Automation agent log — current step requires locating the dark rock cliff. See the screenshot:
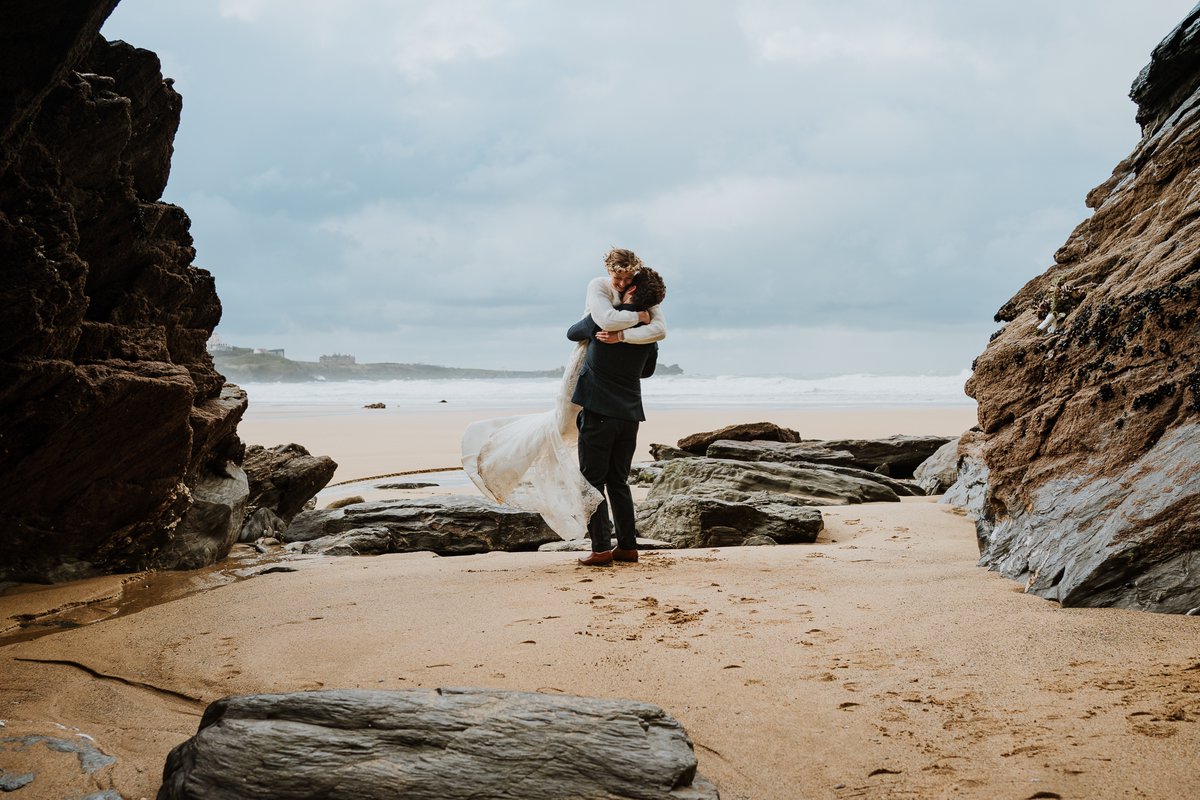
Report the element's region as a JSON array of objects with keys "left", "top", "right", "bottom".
[
  {"left": 966, "top": 5, "right": 1200, "bottom": 613},
  {"left": 1, "top": 0, "right": 249, "bottom": 581}
]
